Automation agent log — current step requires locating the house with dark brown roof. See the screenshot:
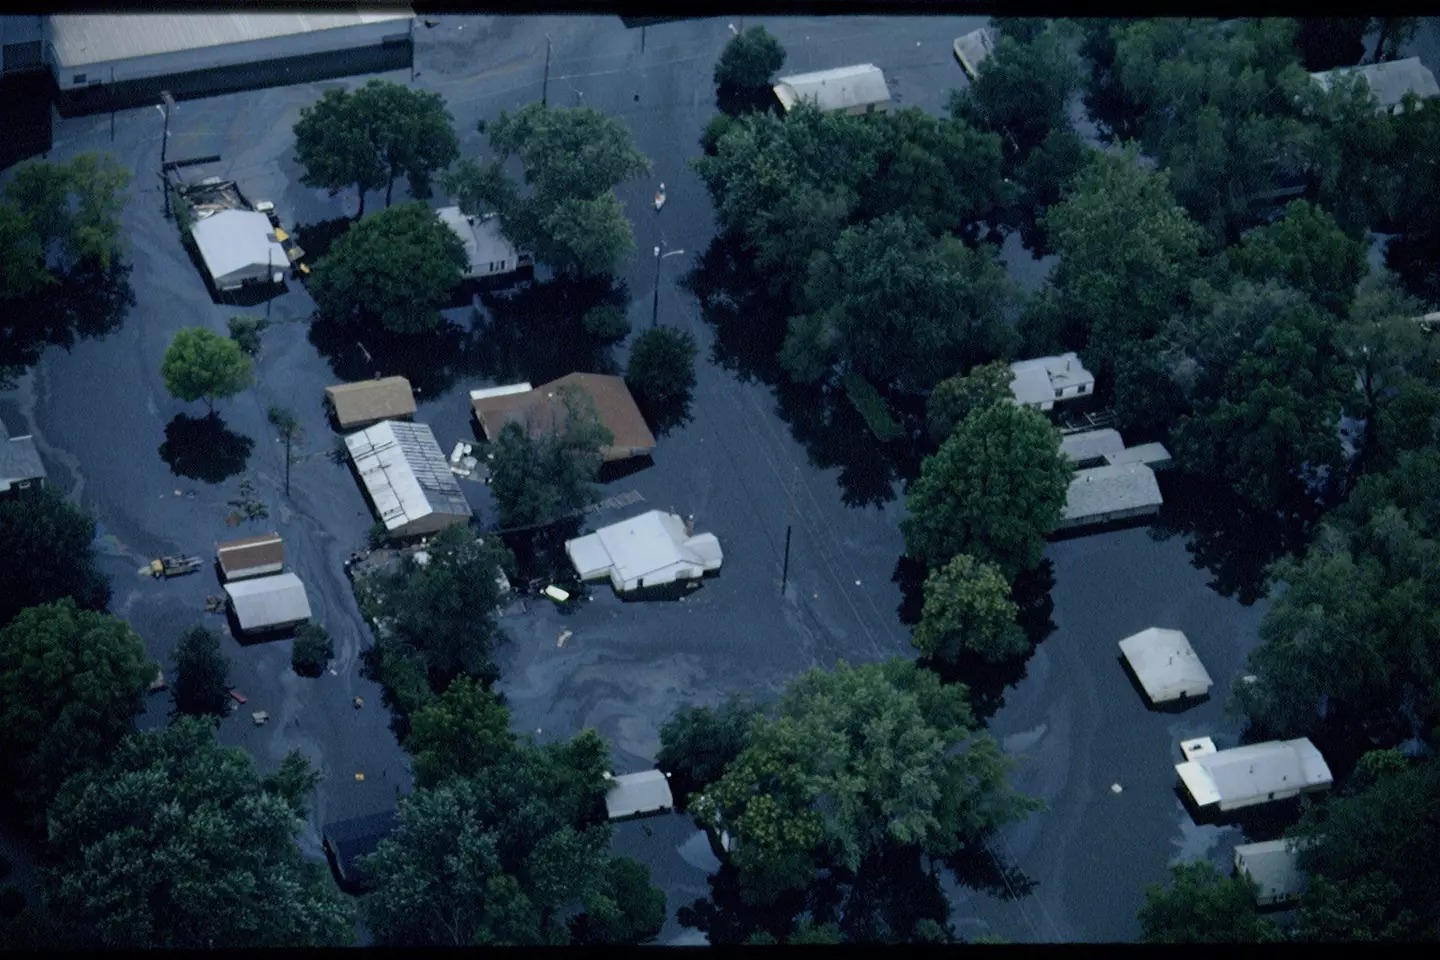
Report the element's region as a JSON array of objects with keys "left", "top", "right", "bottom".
[
  {"left": 470, "top": 373, "right": 656, "bottom": 462},
  {"left": 216, "top": 532, "right": 285, "bottom": 582},
  {"left": 324, "top": 376, "right": 417, "bottom": 431}
]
